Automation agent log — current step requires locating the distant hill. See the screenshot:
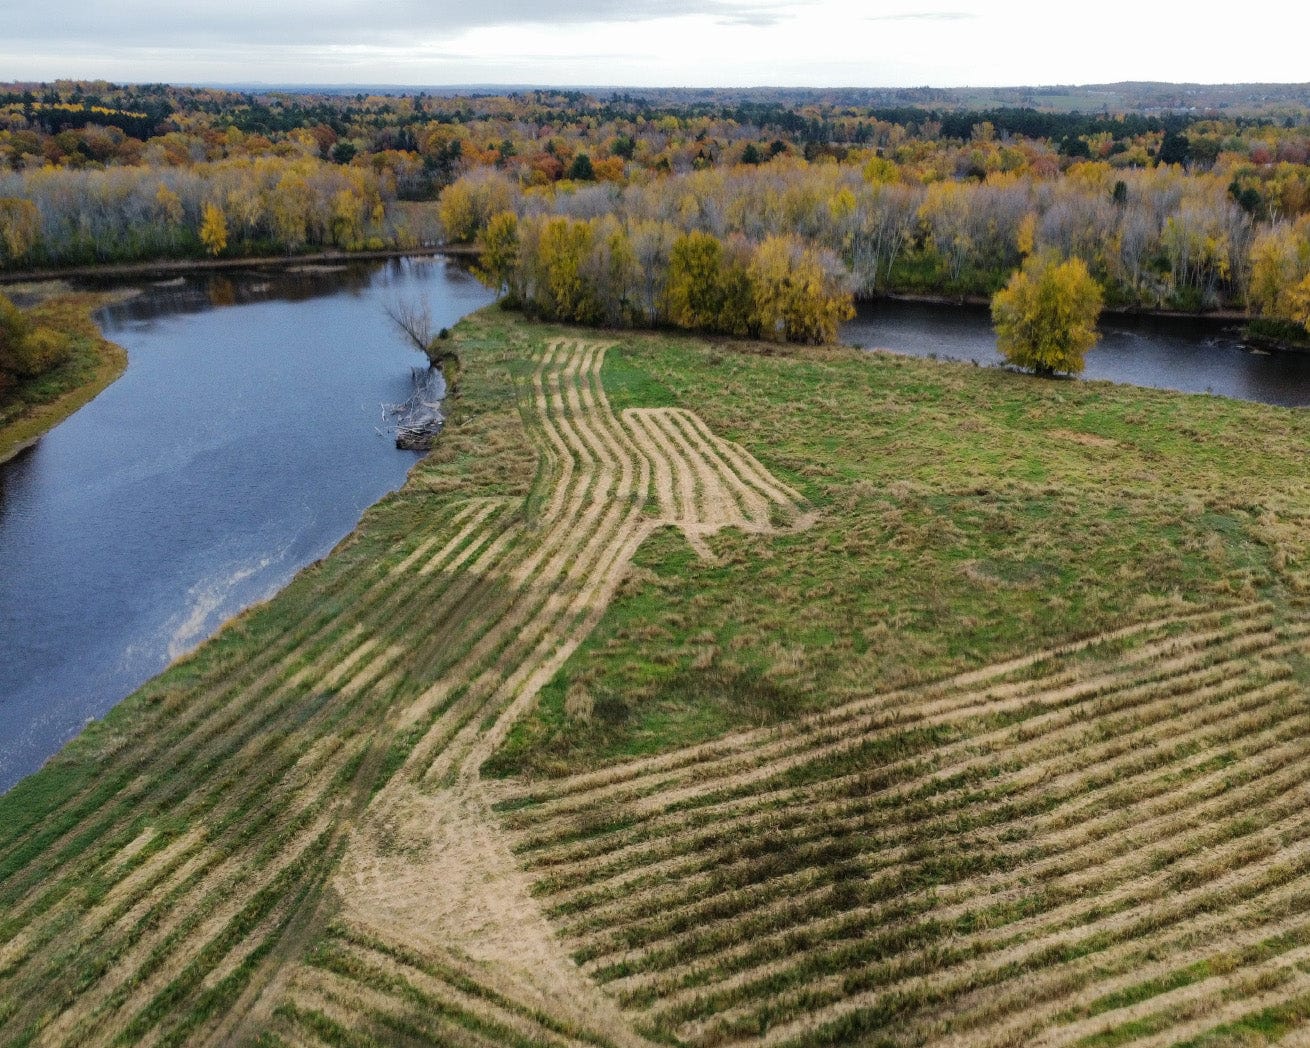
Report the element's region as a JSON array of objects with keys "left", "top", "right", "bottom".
[{"left": 188, "top": 80, "right": 1310, "bottom": 116}]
